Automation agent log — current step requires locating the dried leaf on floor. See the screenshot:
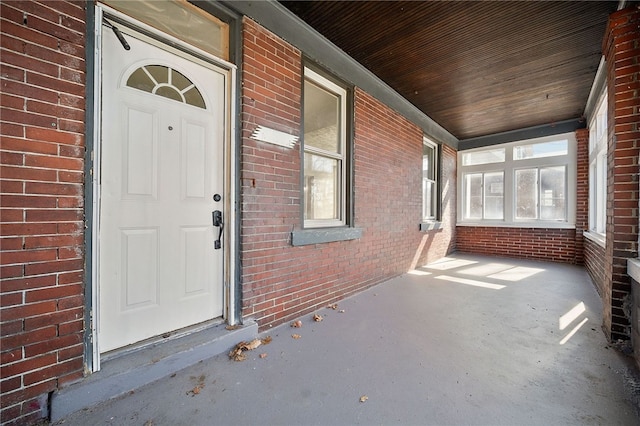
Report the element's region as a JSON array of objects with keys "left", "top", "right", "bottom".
[
  {"left": 291, "top": 334, "right": 301, "bottom": 339},
  {"left": 144, "top": 420, "right": 154, "bottom": 426},
  {"left": 229, "top": 338, "right": 262, "bottom": 361},
  {"left": 359, "top": 395, "right": 368, "bottom": 403},
  {"left": 259, "top": 353, "right": 268, "bottom": 359},
  {"left": 244, "top": 338, "right": 262, "bottom": 350},
  {"left": 339, "top": 310, "right": 345, "bottom": 313},
  {"left": 313, "top": 314, "right": 323, "bottom": 322},
  {"left": 187, "top": 384, "right": 203, "bottom": 396},
  {"left": 328, "top": 303, "right": 338, "bottom": 310},
  {"left": 291, "top": 320, "right": 302, "bottom": 328},
  {"left": 229, "top": 348, "right": 246, "bottom": 362},
  {"left": 261, "top": 335, "right": 273, "bottom": 344},
  {"left": 225, "top": 325, "right": 241, "bottom": 331}
]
